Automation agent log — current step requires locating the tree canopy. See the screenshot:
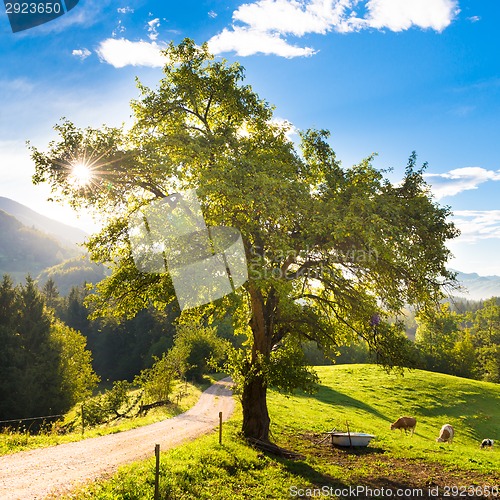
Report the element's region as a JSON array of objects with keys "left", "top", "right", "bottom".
[{"left": 31, "top": 39, "right": 459, "bottom": 443}]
